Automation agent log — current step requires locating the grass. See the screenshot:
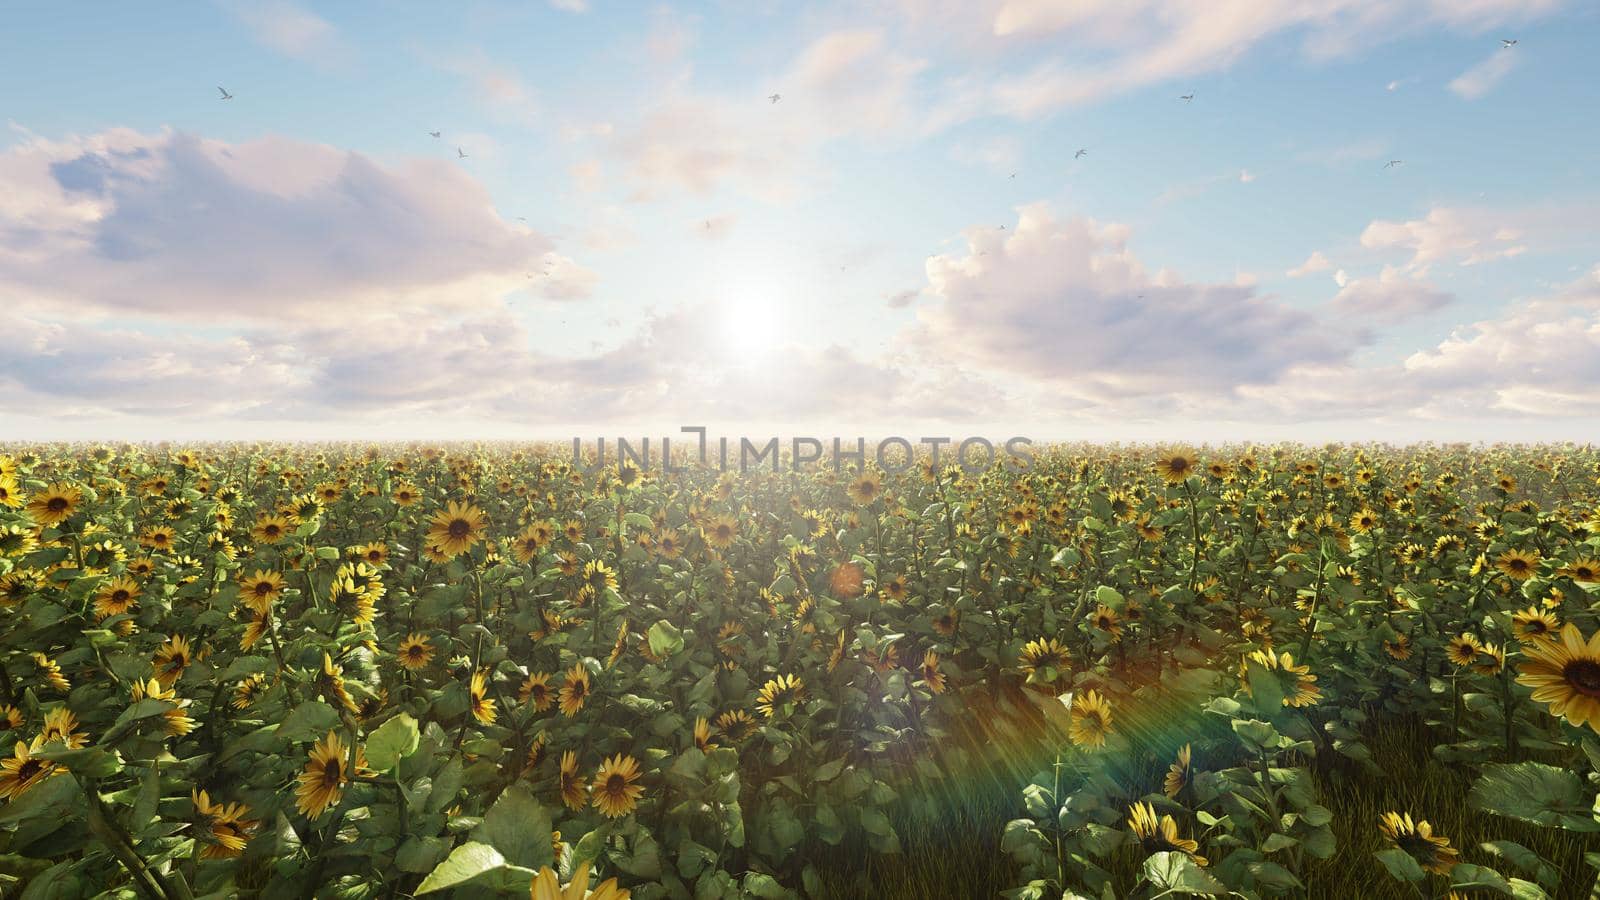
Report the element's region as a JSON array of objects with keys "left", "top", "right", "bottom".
[{"left": 816, "top": 711, "right": 1598, "bottom": 899}]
